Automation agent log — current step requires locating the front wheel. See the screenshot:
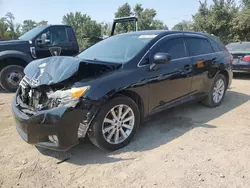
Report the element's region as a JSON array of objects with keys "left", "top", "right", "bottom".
[
  {"left": 203, "top": 74, "right": 227, "bottom": 107},
  {"left": 0, "top": 65, "right": 24, "bottom": 92},
  {"left": 88, "top": 96, "right": 140, "bottom": 151}
]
